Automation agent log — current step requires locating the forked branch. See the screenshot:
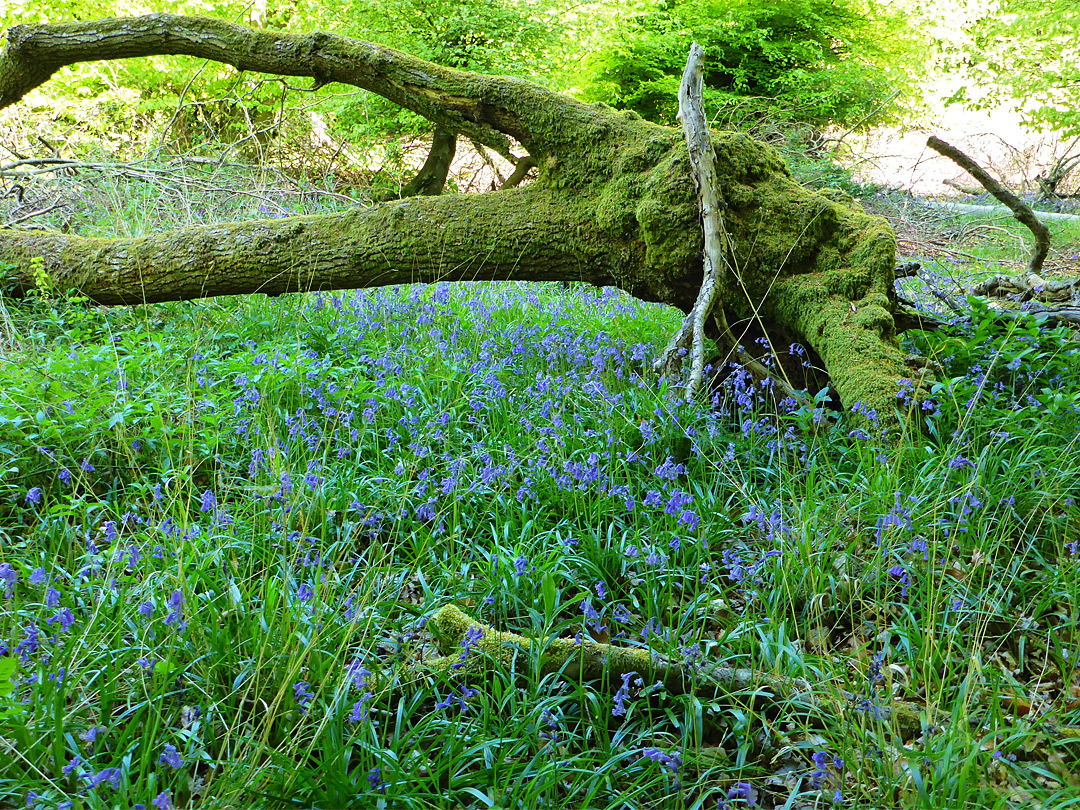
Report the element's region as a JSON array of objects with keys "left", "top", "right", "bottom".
[{"left": 661, "top": 43, "right": 802, "bottom": 403}]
